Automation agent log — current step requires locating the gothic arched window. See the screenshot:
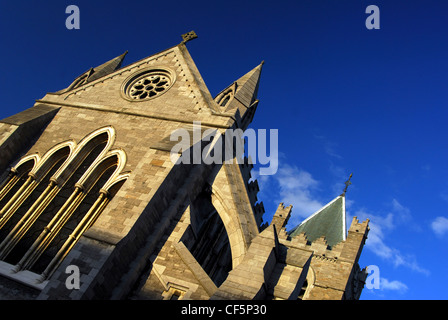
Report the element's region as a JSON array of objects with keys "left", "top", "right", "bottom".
[
  {"left": 219, "top": 92, "right": 232, "bottom": 107},
  {"left": 298, "top": 267, "right": 315, "bottom": 300},
  {"left": 215, "top": 83, "right": 236, "bottom": 108},
  {"left": 186, "top": 189, "right": 232, "bottom": 287},
  {"left": 0, "top": 126, "right": 128, "bottom": 284},
  {"left": 0, "top": 156, "right": 37, "bottom": 216}
]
